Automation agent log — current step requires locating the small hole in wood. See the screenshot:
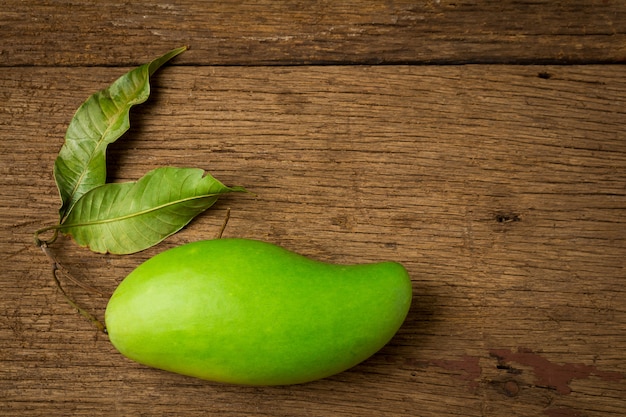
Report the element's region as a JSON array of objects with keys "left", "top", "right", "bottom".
[{"left": 495, "top": 213, "right": 521, "bottom": 223}]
